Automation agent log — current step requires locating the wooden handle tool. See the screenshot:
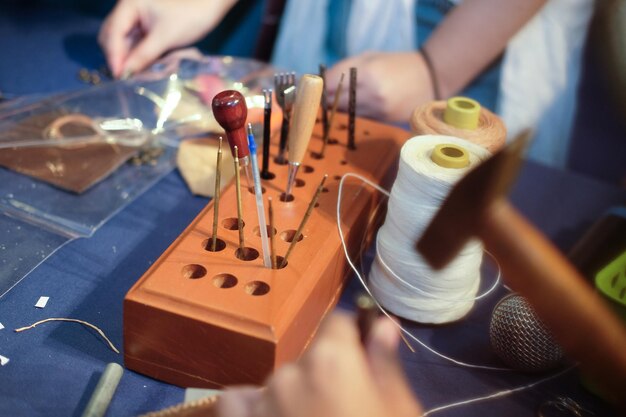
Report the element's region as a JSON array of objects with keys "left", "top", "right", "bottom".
[
  {"left": 285, "top": 74, "right": 323, "bottom": 197},
  {"left": 212, "top": 90, "right": 249, "bottom": 160}
]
